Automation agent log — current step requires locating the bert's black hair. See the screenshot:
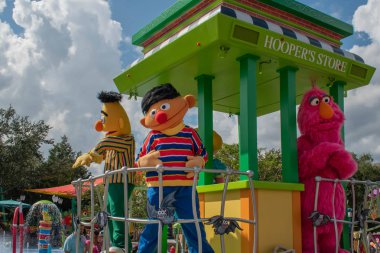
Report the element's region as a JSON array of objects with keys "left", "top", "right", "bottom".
[
  {"left": 97, "top": 91, "right": 122, "bottom": 103},
  {"left": 141, "top": 83, "right": 180, "bottom": 114}
]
